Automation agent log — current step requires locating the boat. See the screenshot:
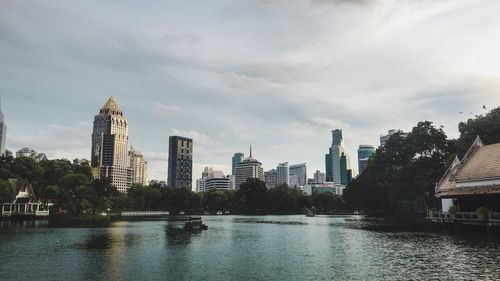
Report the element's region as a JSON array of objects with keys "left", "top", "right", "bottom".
[
  {"left": 183, "top": 217, "right": 208, "bottom": 231},
  {"left": 178, "top": 211, "right": 185, "bottom": 215},
  {"left": 306, "top": 212, "right": 316, "bottom": 217},
  {"left": 216, "top": 211, "right": 223, "bottom": 215}
]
